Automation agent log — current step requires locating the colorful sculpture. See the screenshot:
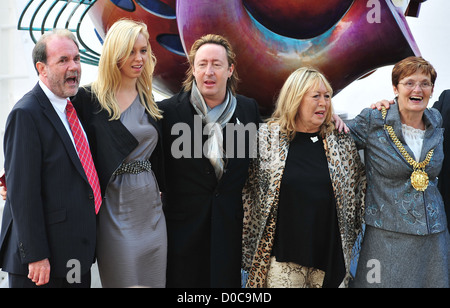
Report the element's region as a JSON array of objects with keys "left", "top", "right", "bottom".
[{"left": 19, "top": 0, "right": 426, "bottom": 115}]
